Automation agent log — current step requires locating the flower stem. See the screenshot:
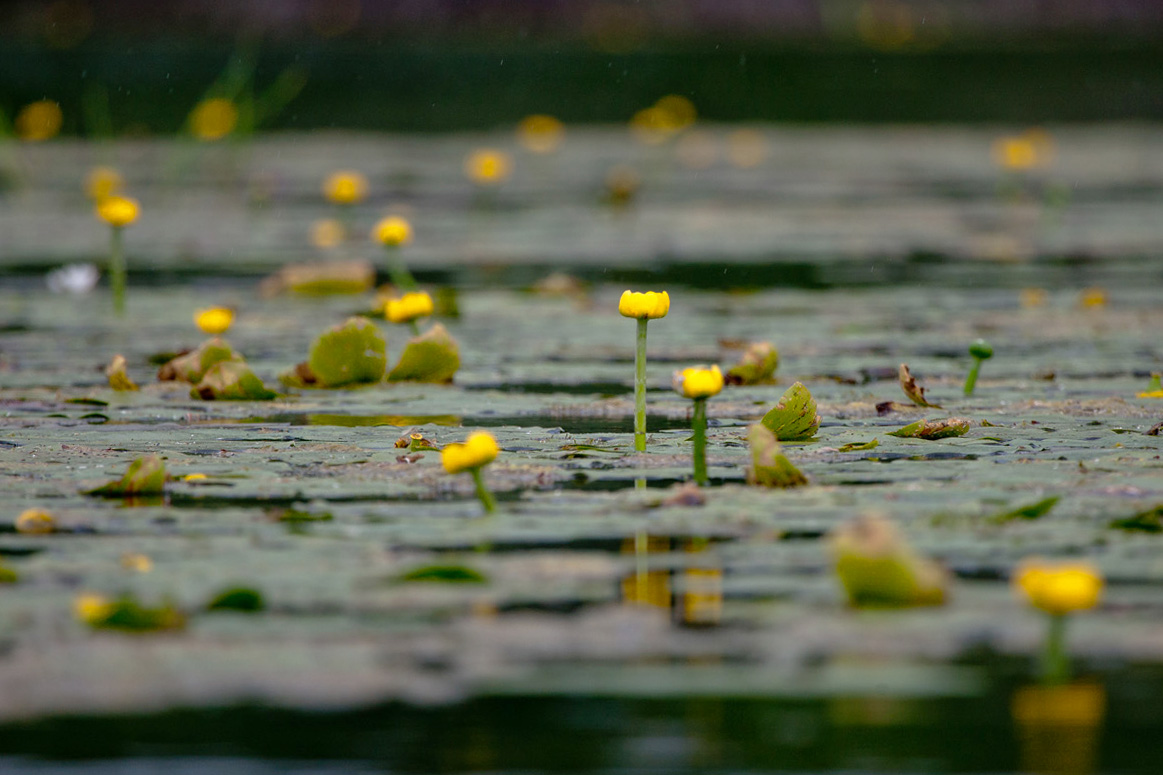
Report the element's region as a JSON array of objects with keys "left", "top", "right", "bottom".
[
  {"left": 470, "top": 467, "right": 496, "bottom": 514},
  {"left": 109, "top": 226, "right": 126, "bottom": 316},
  {"left": 1040, "top": 613, "right": 1071, "bottom": 685},
  {"left": 692, "top": 398, "right": 708, "bottom": 486},
  {"left": 963, "top": 358, "right": 982, "bottom": 396},
  {"left": 385, "top": 246, "right": 417, "bottom": 292},
  {"left": 634, "top": 318, "right": 648, "bottom": 452},
  {"left": 409, "top": 320, "right": 421, "bottom": 337}
]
